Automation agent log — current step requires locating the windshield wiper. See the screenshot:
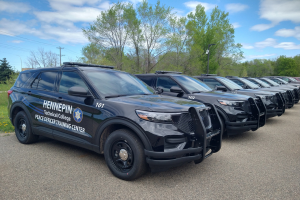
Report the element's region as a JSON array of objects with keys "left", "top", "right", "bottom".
[
  {"left": 192, "top": 91, "right": 201, "bottom": 94},
  {"left": 105, "top": 94, "right": 128, "bottom": 99}
]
